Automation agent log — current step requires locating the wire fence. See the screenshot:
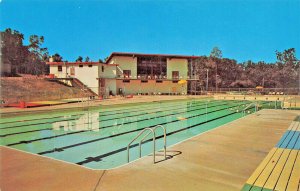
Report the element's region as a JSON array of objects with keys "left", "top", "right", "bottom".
[{"left": 205, "top": 87, "right": 299, "bottom": 95}]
